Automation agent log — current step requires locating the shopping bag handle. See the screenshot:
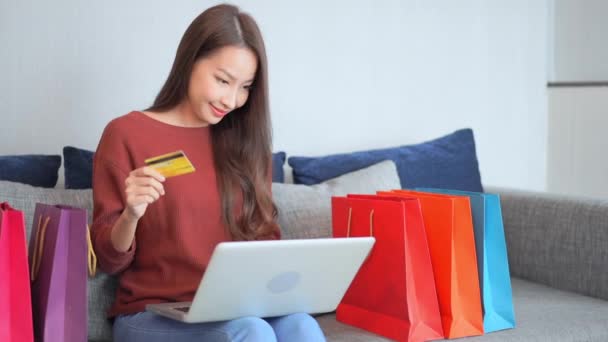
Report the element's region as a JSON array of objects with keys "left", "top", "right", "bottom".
[
  {"left": 30, "top": 217, "right": 98, "bottom": 281},
  {"left": 86, "top": 225, "right": 97, "bottom": 277},
  {"left": 30, "top": 216, "right": 50, "bottom": 281},
  {"left": 346, "top": 208, "right": 374, "bottom": 237}
]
